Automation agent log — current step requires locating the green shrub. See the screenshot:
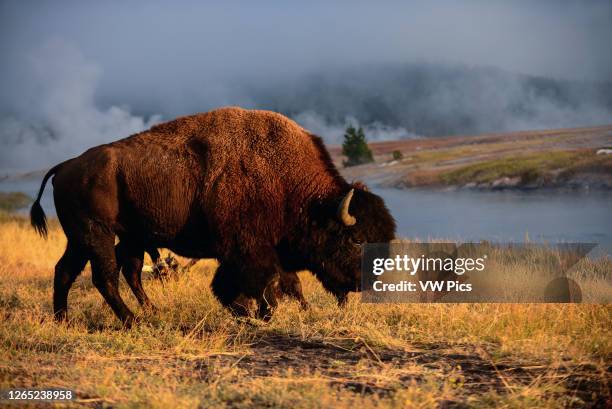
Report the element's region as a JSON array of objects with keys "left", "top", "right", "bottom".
[{"left": 342, "top": 126, "right": 374, "bottom": 167}]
